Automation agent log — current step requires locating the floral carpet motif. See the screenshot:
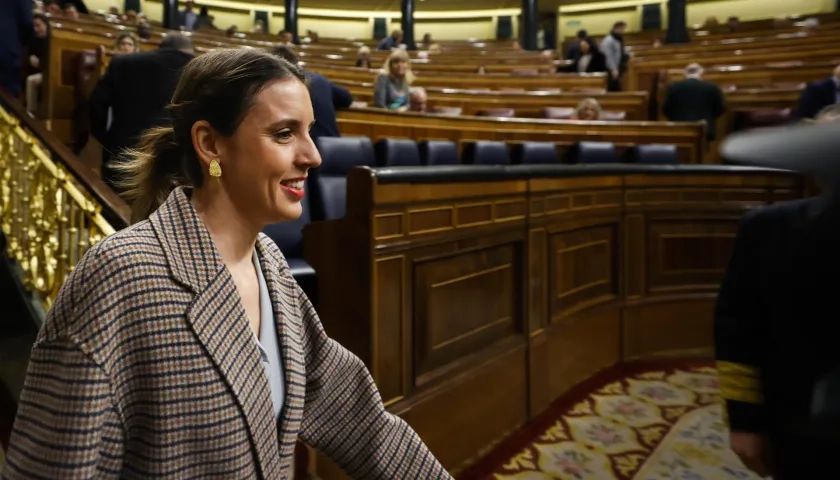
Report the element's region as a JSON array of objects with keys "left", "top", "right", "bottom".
[{"left": 468, "top": 364, "right": 761, "bottom": 480}]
